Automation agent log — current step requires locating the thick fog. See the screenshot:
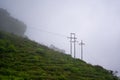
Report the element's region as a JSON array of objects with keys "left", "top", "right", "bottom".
[{"left": 0, "top": 0, "right": 120, "bottom": 76}]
